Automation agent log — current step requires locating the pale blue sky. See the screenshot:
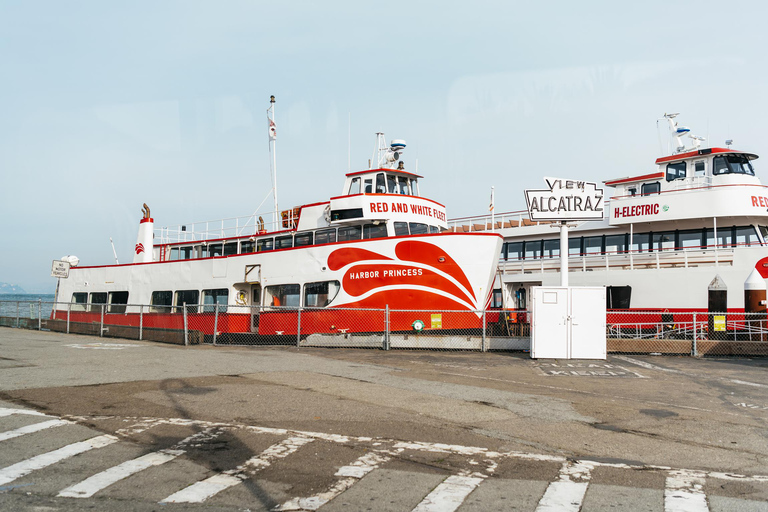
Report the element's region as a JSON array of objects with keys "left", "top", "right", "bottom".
[{"left": 1, "top": 0, "right": 766, "bottom": 292}]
